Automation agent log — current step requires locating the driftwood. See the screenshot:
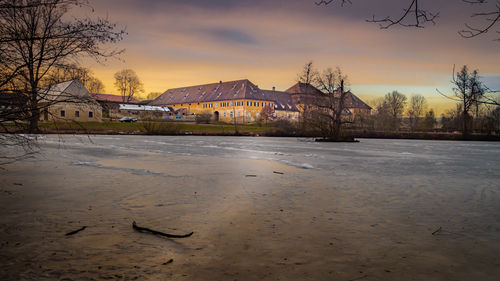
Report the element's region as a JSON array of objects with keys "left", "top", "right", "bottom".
[
  {"left": 65, "top": 226, "right": 87, "bottom": 236},
  {"left": 132, "top": 221, "right": 193, "bottom": 238},
  {"left": 245, "top": 175, "right": 257, "bottom": 177},
  {"left": 432, "top": 226, "right": 442, "bottom": 235},
  {"left": 273, "top": 171, "right": 284, "bottom": 175},
  {"left": 162, "top": 259, "right": 174, "bottom": 265}
]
